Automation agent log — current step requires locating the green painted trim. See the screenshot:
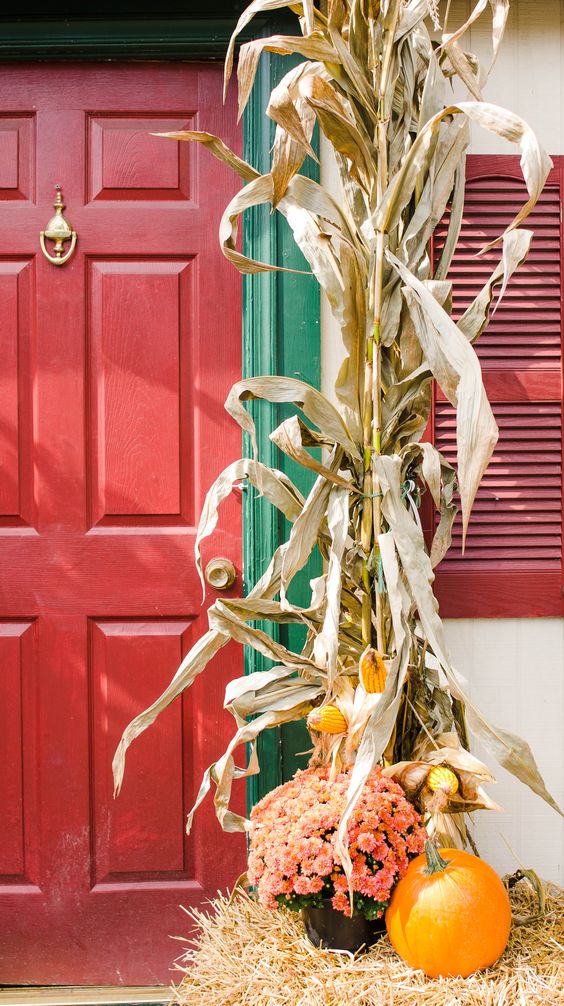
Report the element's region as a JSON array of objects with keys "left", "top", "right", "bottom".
[
  {"left": 243, "top": 44, "right": 320, "bottom": 807},
  {"left": 242, "top": 49, "right": 282, "bottom": 803},
  {"left": 0, "top": 16, "right": 267, "bottom": 61}
]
